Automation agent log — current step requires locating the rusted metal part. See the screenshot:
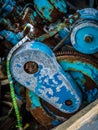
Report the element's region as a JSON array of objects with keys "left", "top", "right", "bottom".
[
  {"left": 22, "top": 7, "right": 43, "bottom": 26},
  {"left": 93, "top": 53, "right": 98, "bottom": 62},
  {"left": 14, "top": 82, "right": 26, "bottom": 102},
  {"left": 53, "top": 99, "right": 98, "bottom": 130},
  {"left": 49, "top": 7, "right": 66, "bottom": 23},
  {"left": 26, "top": 90, "right": 54, "bottom": 129},
  {"left": 33, "top": 0, "right": 67, "bottom": 22},
  {"left": 26, "top": 89, "right": 75, "bottom": 128},
  {"left": 55, "top": 50, "right": 98, "bottom": 89},
  {"left": 25, "top": 49, "right": 98, "bottom": 128},
  {"left": 55, "top": 49, "right": 98, "bottom": 65},
  {"left": 36, "top": 13, "right": 80, "bottom": 42},
  {"left": 27, "top": 26, "right": 44, "bottom": 39},
  {"left": 53, "top": 31, "right": 71, "bottom": 51},
  {"left": 41, "top": 99, "right": 76, "bottom": 118}
]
